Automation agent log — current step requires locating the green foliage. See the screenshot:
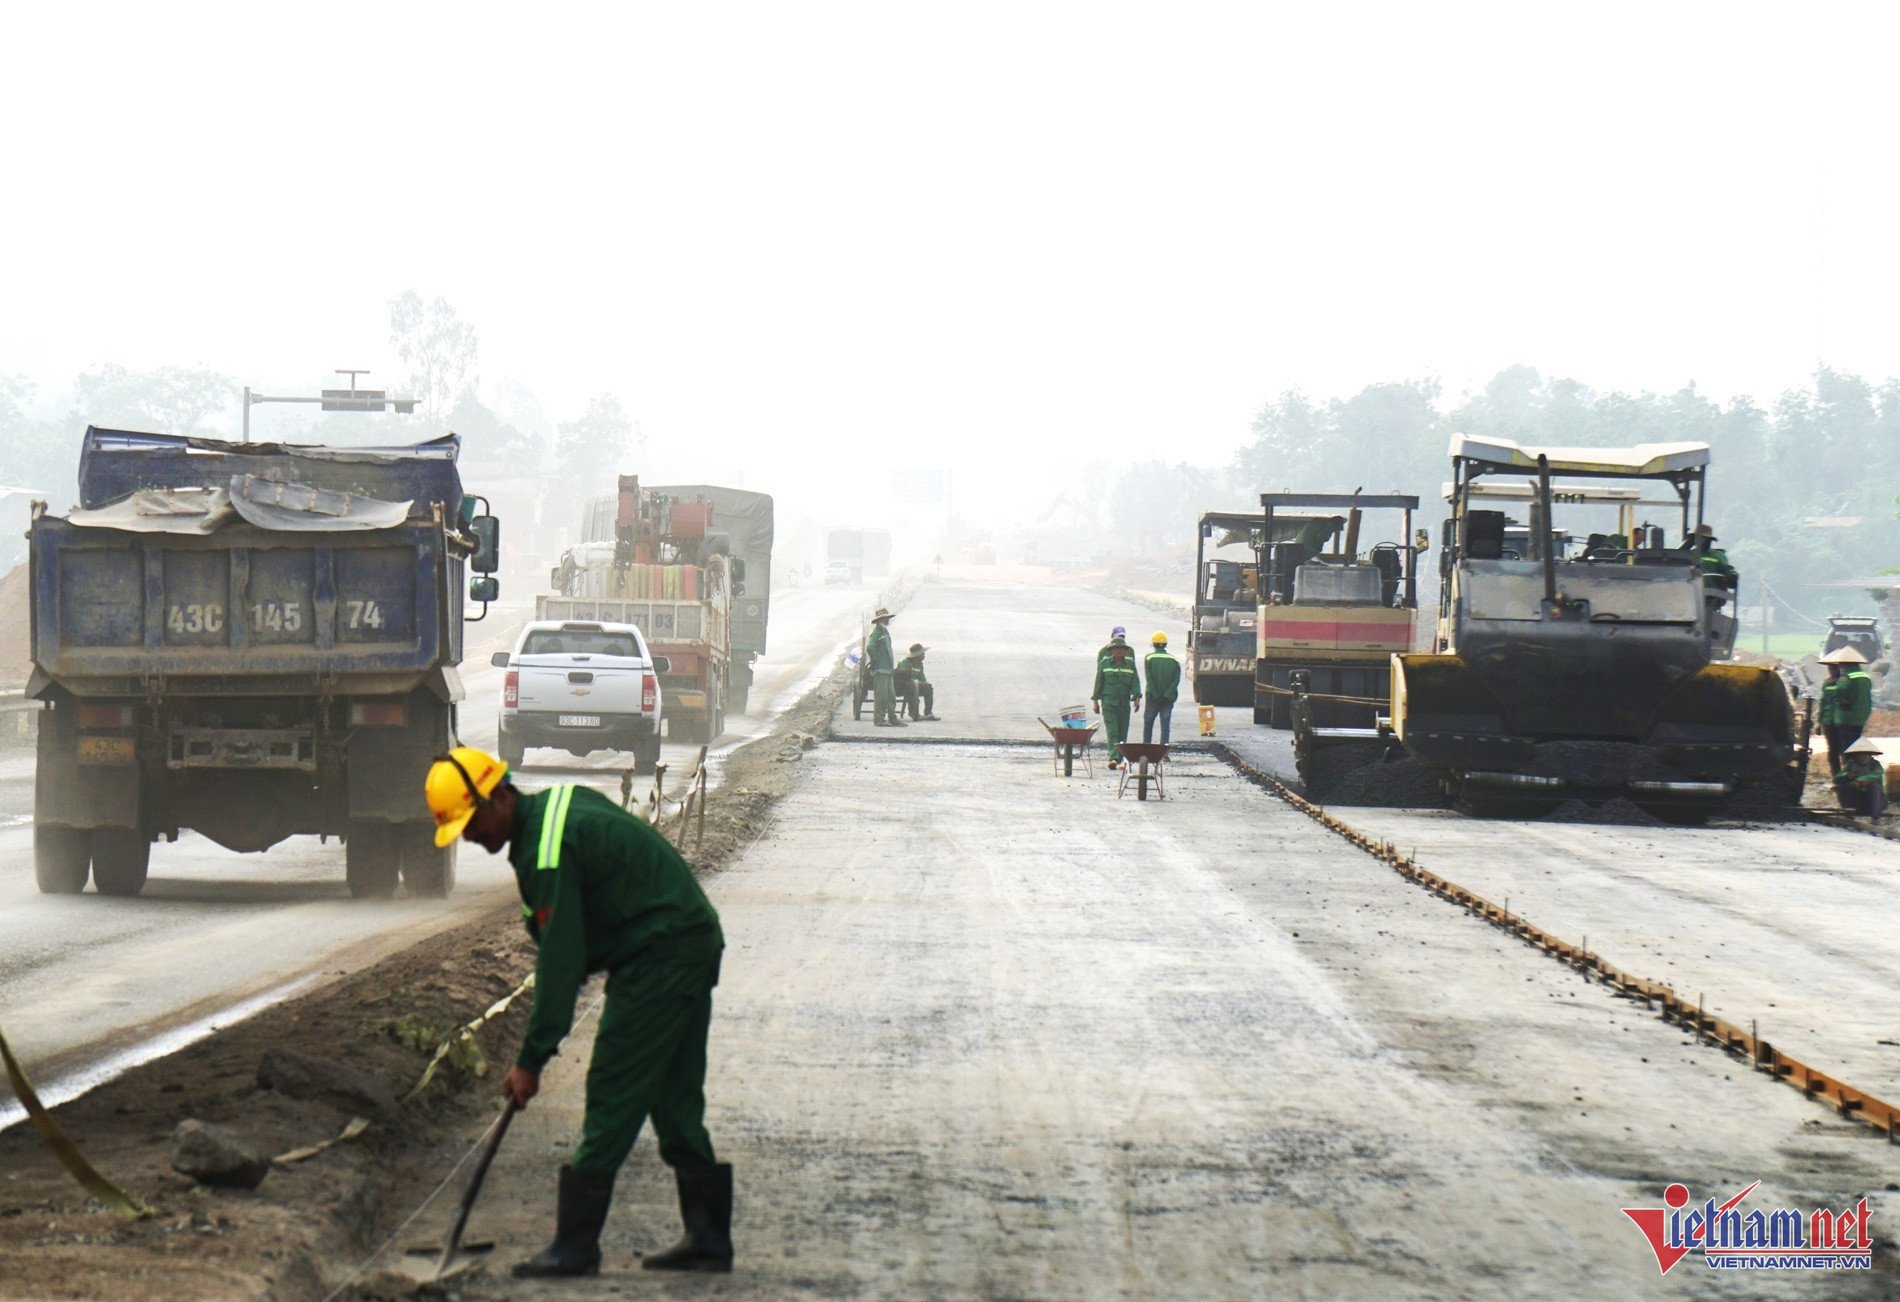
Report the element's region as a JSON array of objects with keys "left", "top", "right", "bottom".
[
  {"left": 1227, "top": 366, "right": 1900, "bottom": 627},
  {"left": 555, "top": 393, "right": 639, "bottom": 496},
  {"left": 388, "top": 290, "right": 479, "bottom": 424},
  {"left": 71, "top": 363, "right": 235, "bottom": 434}
]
